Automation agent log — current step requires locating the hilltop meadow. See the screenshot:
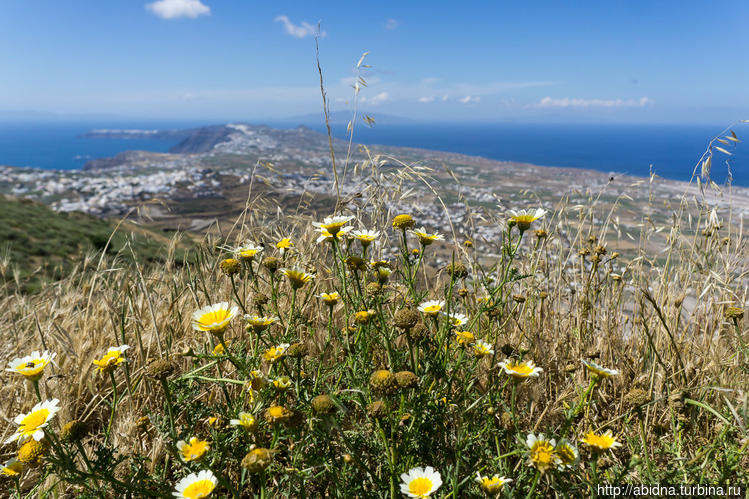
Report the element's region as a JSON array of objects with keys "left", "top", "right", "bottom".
[{"left": 0, "top": 117, "right": 747, "bottom": 499}]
